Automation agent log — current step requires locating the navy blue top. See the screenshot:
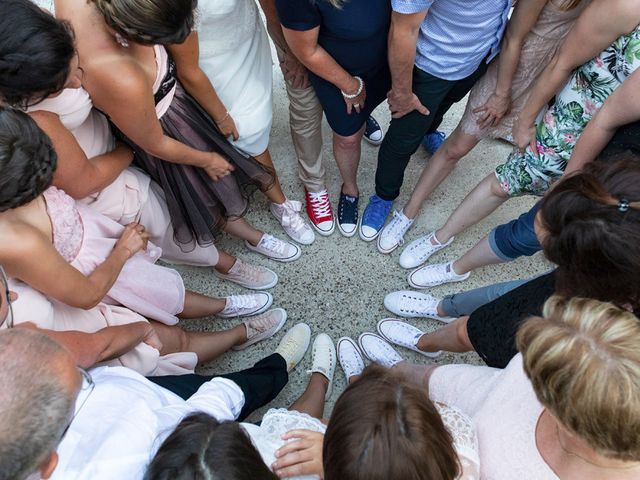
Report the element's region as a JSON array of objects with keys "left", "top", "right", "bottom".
[{"left": 276, "top": 0, "right": 391, "bottom": 75}]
